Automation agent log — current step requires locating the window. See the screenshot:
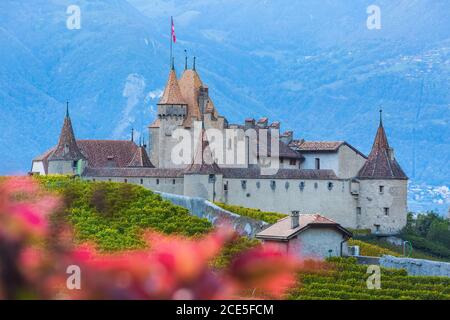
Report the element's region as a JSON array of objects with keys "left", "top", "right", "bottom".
[
  {"left": 156, "top": 179, "right": 160, "bottom": 185},
  {"left": 241, "top": 180, "right": 247, "bottom": 189},
  {"left": 209, "top": 174, "right": 216, "bottom": 183},
  {"left": 289, "top": 159, "right": 296, "bottom": 166},
  {"left": 280, "top": 158, "right": 284, "bottom": 164},
  {"left": 379, "top": 186, "right": 385, "bottom": 194},
  {"left": 356, "top": 207, "right": 362, "bottom": 215},
  {"left": 328, "top": 182, "right": 334, "bottom": 190},
  {"left": 285, "top": 182, "right": 290, "bottom": 189},
  {"left": 314, "top": 182, "right": 318, "bottom": 189},
  {"left": 73, "top": 161, "right": 78, "bottom": 168},
  {"left": 173, "top": 179, "right": 176, "bottom": 185},
  {"left": 140, "top": 179, "right": 144, "bottom": 185},
  {"left": 108, "top": 179, "right": 112, "bottom": 182},
  {"left": 374, "top": 224, "right": 381, "bottom": 233},
  {"left": 256, "top": 181, "right": 261, "bottom": 189},
  {"left": 270, "top": 181, "right": 276, "bottom": 190},
  {"left": 384, "top": 207, "right": 390, "bottom": 216},
  {"left": 124, "top": 179, "right": 128, "bottom": 183},
  {"left": 315, "top": 158, "right": 321, "bottom": 170},
  {"left": 224, "top": 182, "right": 229, "bottom": 192},
  {"left": 299, "top": 181, "right": 305, "bottom": 191}
]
